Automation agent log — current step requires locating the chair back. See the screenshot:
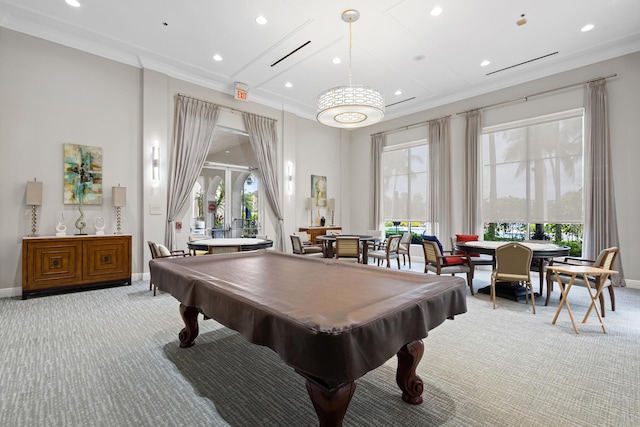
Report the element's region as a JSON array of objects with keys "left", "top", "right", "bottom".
[
  {"left": 335, "top": 236, "right": 361, "bottom": 261},
  {"left": 147, "top": 241, "right": 160, "bottom": 259},
  {"left": 386, "top": 234, "right": 401, "bottom": 254},
  {"left": 595, "top": 247, "right": 619, "bottom": 270},
  {"left": 290, "top": 234, "right": 304, "bottom": 254},
  {"left": 495, "top": 243, "right": 532, "bottom": 277},
  {"left": 399, "top": 232, "right": 412, "bottom": 250},
  {"left": 422, "top": 240, "right": 442, "bottom": 266}
]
